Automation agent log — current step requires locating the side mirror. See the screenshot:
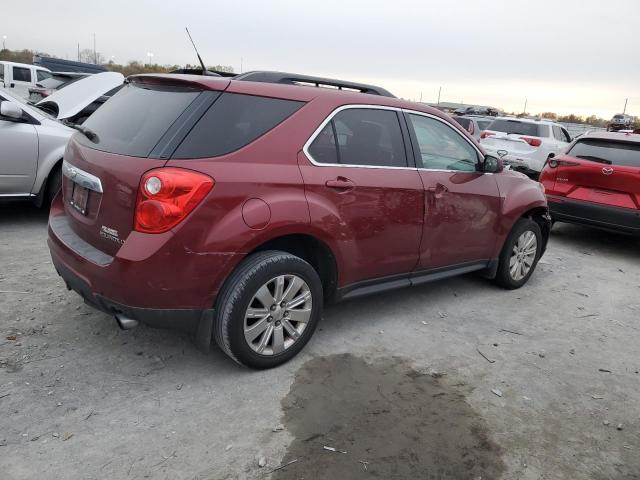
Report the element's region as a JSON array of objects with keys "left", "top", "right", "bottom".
[
  {"left": 483, "top": 155, "right": 503, "bottom": 173},
  {"left": 0, "top": 101, "right": 24, "bottom": 120}
]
